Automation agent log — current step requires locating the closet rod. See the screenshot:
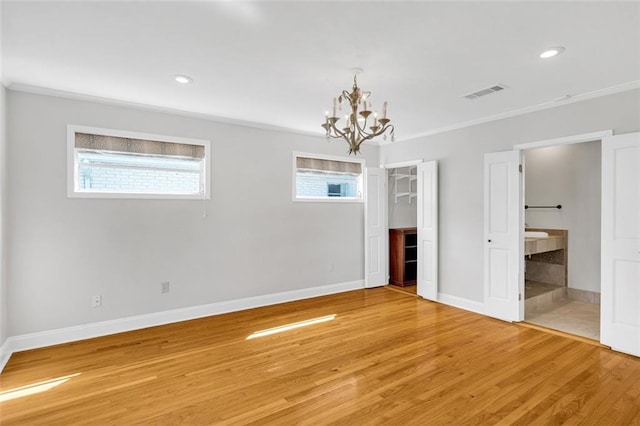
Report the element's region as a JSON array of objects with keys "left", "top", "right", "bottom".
[{"left": 524, "top": 204, "right": 562, "bottom": 210}]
